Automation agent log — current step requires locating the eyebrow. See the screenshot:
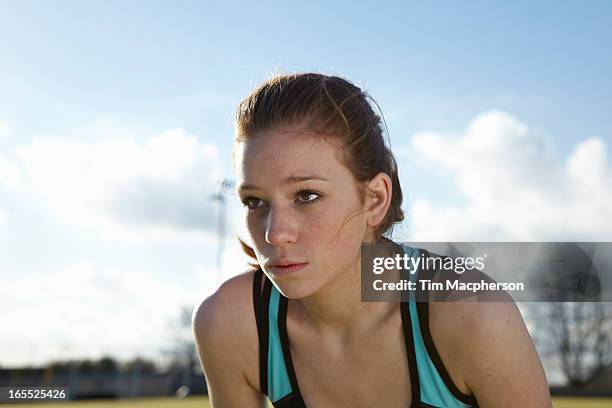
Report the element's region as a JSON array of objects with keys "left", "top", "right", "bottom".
[{"left": 238, "top": 174, "right": 329, "bottom": 191}]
